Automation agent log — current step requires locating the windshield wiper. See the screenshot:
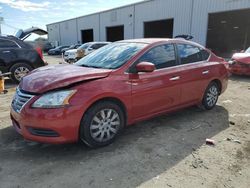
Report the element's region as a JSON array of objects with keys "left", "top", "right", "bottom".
[
  {"left": 80, "top": 64, "right": 93, "bottom": 68},
  {"left": 81, "top": 64, "right": 102, "bottom": 69}
]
